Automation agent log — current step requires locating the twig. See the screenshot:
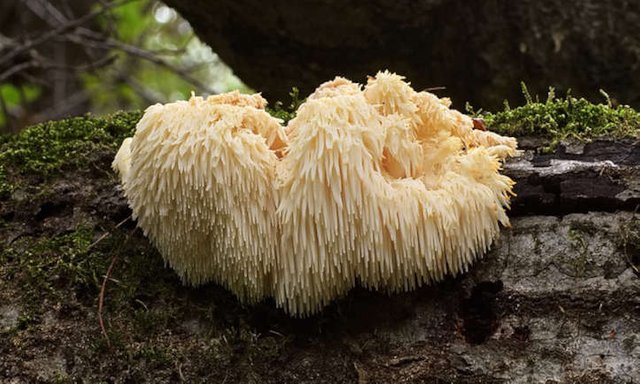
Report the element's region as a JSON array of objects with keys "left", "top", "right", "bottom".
[
  {"left": 96, "top": 0, "right": 118, "bottom": 36},
  {"left": 88, "top": 215, "right": 131, "bottom": 251},
  {"left": 98, "top": 253, "right": 118, "bottom": 349},
  {"left": 120, "top": 72, "right": 164, "bottom": 104},
  {"left": 386, "top": 355, "right": 424, "bottom": 367},
  {"left": 423, "top": 86, "right": 447, "bottom": 92},
  {"left": 16, "top": 70, "right": 50, "bottom": 87},
  {"left": 0, "top": 0, "right": 133, "bottom": 68},
  {"left": 134, "top": 299, "right": 149, "bottom": 311},
  {"left": 95, "top": 215, "right": 132, "bottom": 348},
  {"left": 31, "top": 49, "right": 117, "bottom": 72},
  {"left": 22, "top": 0, "right": 117, "bottom": 77},
  {"left": 24, "top": 0, "right": 68, "bottom": 26},
  {"left": 31, "top": 89, "right": 91, "bottom": 123},
  {"left": 68, "top": 29, "right": 218, "bottom": 94},
  {"left": 176, "top": 361, "right": 186, "bottom": 382},
  {"left": 0, "top": 61, "right": 38, "bottom": 83}
]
